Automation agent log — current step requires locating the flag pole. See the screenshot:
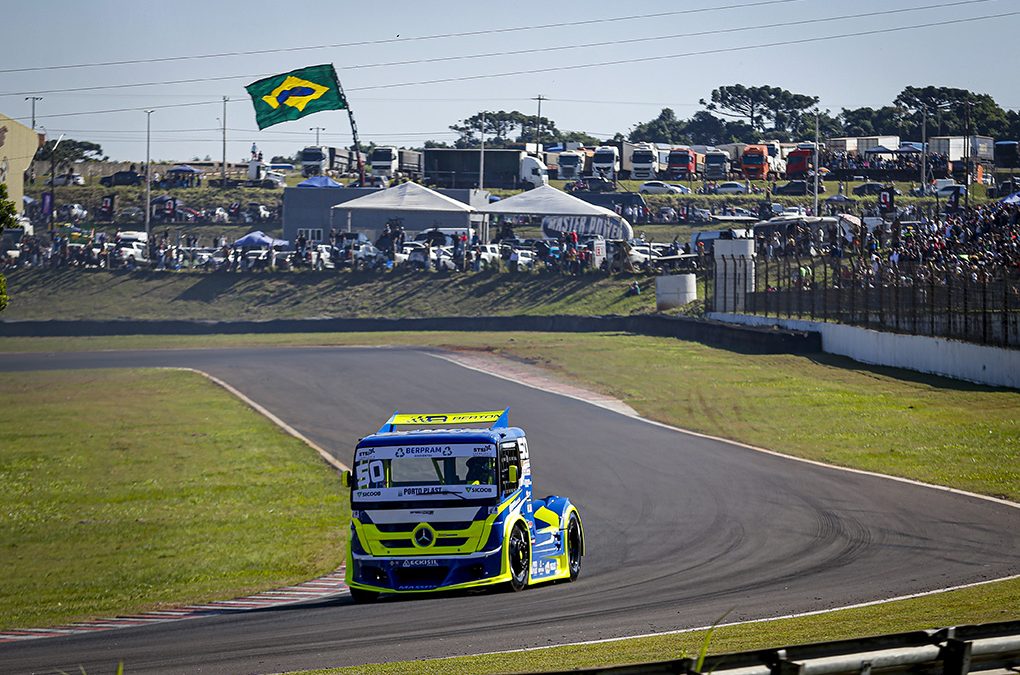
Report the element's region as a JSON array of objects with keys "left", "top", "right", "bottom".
[{"left": 335, "top": 78, "right": 364, "bottom": 185}]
